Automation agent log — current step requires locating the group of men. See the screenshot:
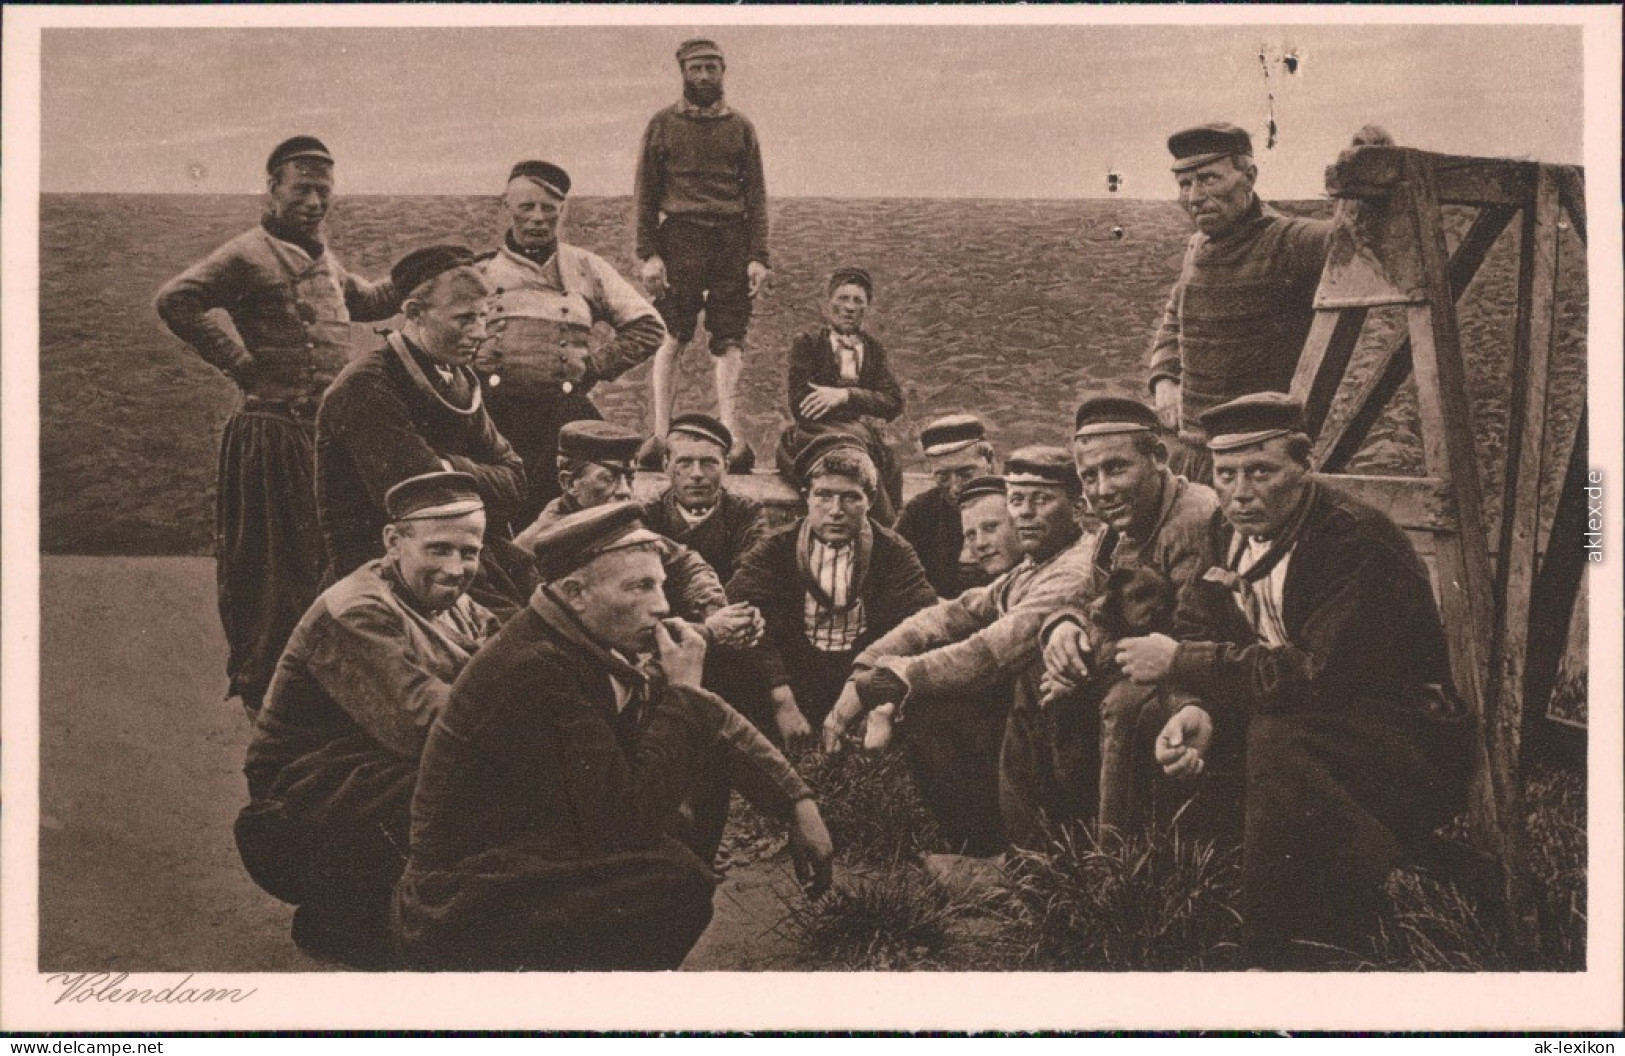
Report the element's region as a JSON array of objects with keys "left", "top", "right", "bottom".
[{"left": 157, "top": 34, "right": 1475, "bottom": 971}]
